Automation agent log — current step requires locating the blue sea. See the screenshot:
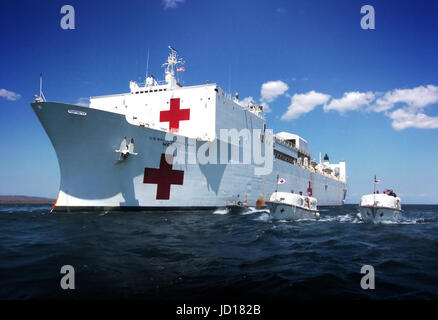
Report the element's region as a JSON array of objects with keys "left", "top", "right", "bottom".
[{"left": 0, "top": 204, "right": 437, "bottom": 300}]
